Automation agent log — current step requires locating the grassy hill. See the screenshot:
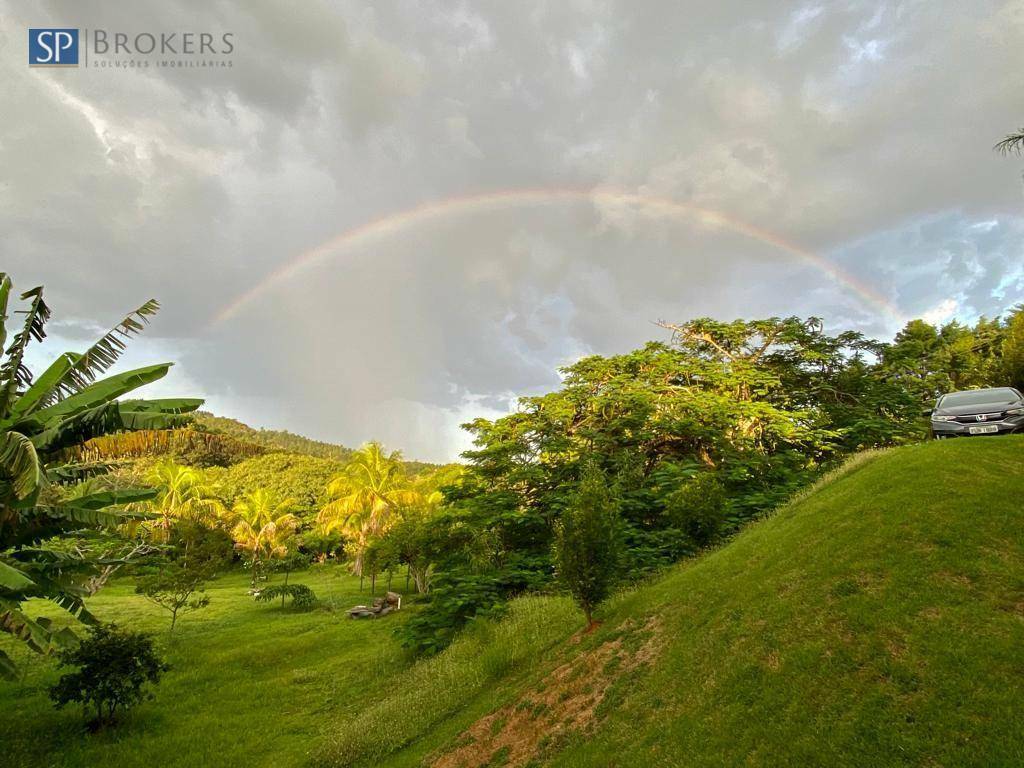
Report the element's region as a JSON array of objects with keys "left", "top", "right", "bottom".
[
  {"left": 192, "top": 412, "right": 357, "bottom": 462},
  {"left": 321, "top": 436, "right": 1024, "bottom": 767},
  {"left": 3, "top": 438, "right": 1022, "bottom": 767}
]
